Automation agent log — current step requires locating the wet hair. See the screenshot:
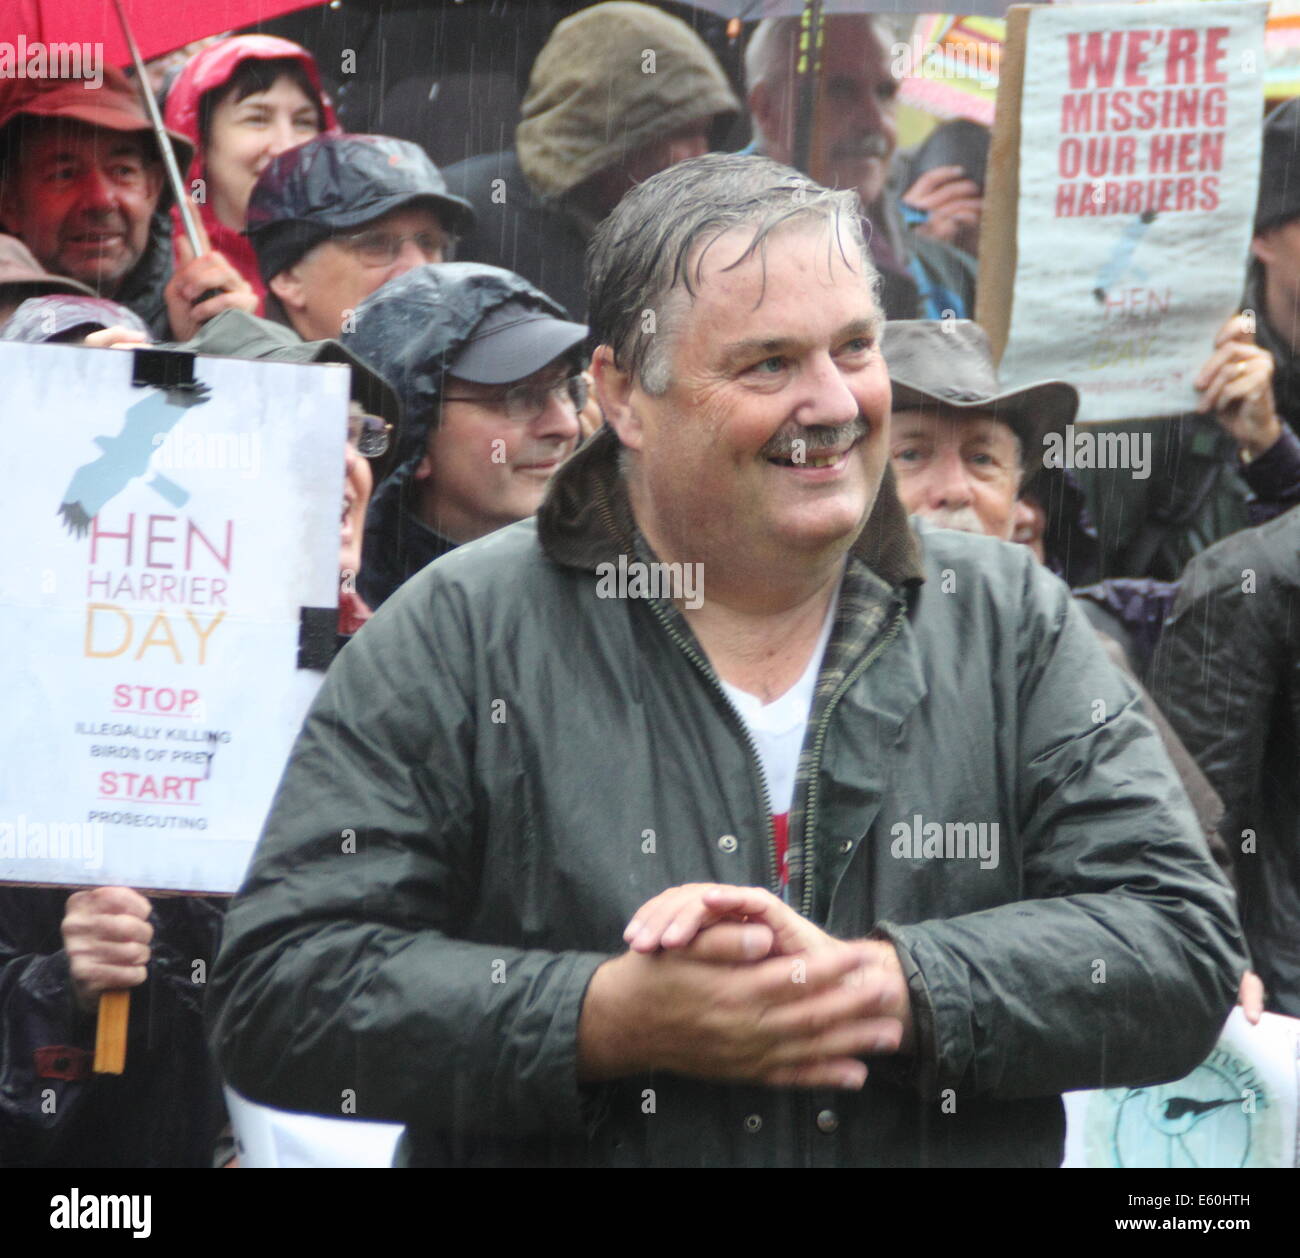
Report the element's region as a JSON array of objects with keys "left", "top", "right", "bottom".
[
  {"left": 196, "top": 58, "right": 324, "bottom": 152},
  {"left": 586, "top": 152, "right": 878, "bottom": 395},
  {"left": 744, "top": 14, "right": 892, "bottom": 92}
]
